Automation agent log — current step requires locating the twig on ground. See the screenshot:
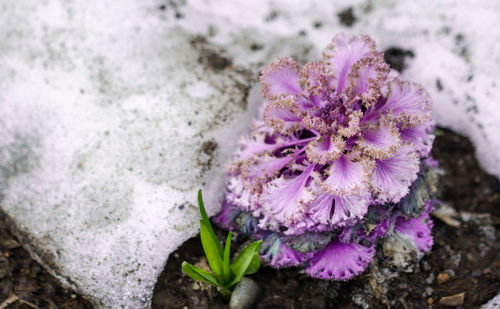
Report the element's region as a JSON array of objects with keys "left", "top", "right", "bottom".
[
  {"left": 0, "top": 294, "right": 40, "bottom": 309},
  {"left": 0, "top": 294, "right": 19, "bottom": 309},
  {"left": 18, "top": 299, "right": 40, "bottom": 309}
]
